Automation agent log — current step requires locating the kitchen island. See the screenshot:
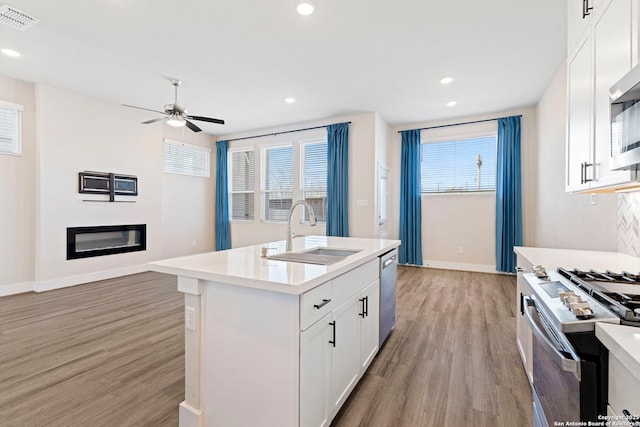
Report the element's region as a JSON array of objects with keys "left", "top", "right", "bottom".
[{"left": 149, "top": 236, "right": 400, "bottom": 427}]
